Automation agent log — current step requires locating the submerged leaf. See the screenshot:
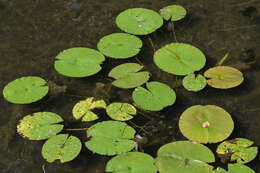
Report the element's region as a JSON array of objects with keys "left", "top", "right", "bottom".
[
  {"left": 106, "top": 102, "right": 136, "bottom": 121},
  {"left": 182, "top": 73, "right": 207, "bottom": 92},
  {"left": 160, "top": 5, "right": 187, "bottom": 21}
]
